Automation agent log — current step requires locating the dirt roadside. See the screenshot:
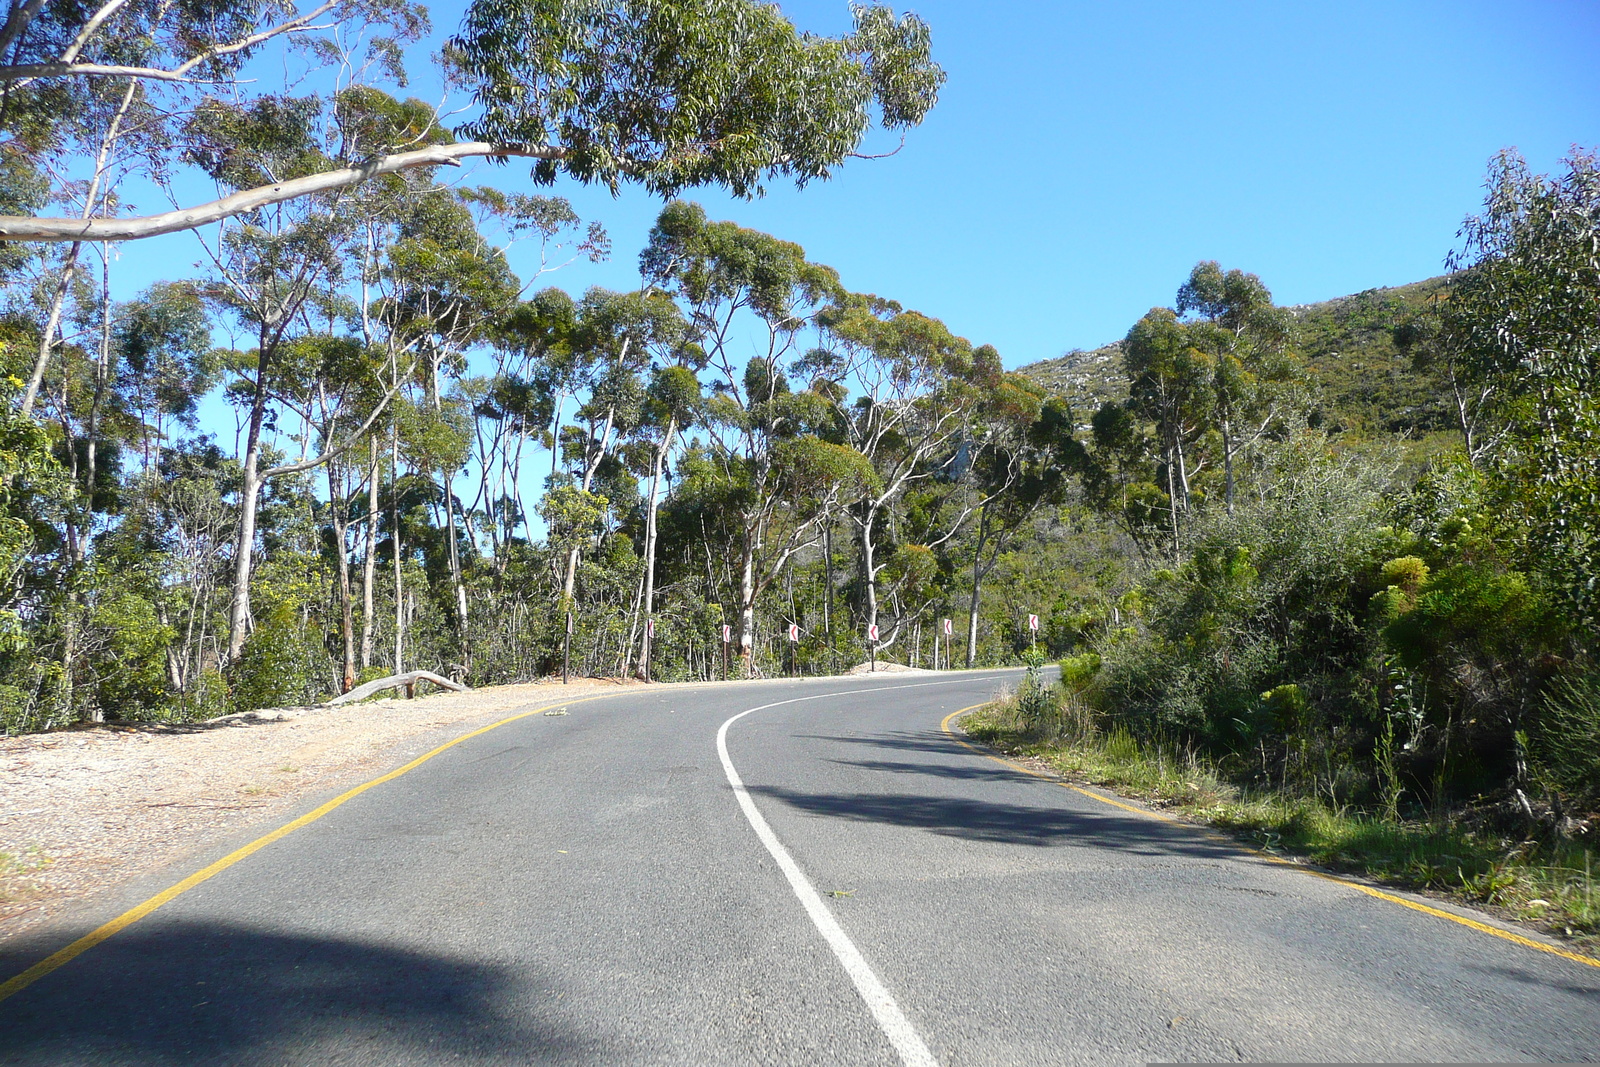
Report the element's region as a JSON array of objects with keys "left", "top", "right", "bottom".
[{"left": 0, "top": 677, "right": 645, "bottom": 946}]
